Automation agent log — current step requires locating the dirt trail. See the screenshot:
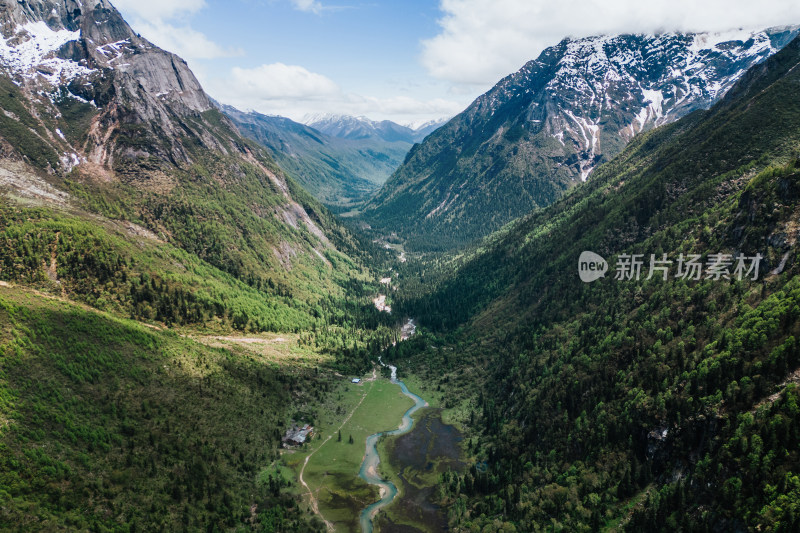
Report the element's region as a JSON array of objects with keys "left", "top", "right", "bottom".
[{"left": 299, "top": 368, "right": 376, "bottom": 531}]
